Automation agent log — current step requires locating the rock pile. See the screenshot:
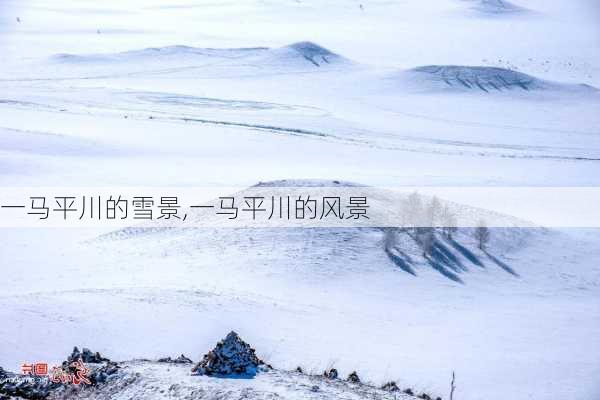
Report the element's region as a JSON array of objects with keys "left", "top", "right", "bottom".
[
  {"left": 66, "top": 347, "right": 109, "bottom": 364},
  {"left": 158, "top": 355, "right": 193, "bottom": 364},
  {"left": 191, "top": 331, "right": 266, "bottom": 377},
  {"left": 87, "top": 361, "right": 120, "bottom": 385},
  {"left": 62, "top": 347, "right": 119, "bottom": 385}
]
